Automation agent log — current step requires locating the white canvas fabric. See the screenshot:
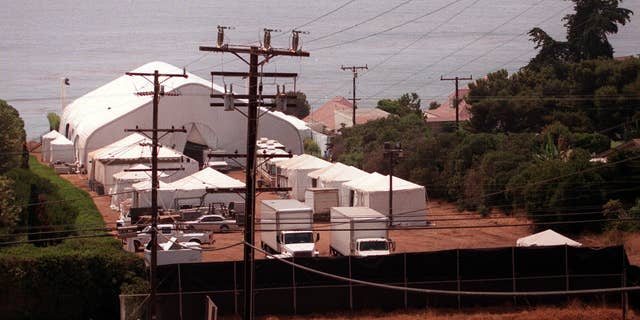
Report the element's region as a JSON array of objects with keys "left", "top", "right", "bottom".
[
  {"left": 42, "top": 130, "right": 63, "bottom": 163},
  {"left": 88, "top": 133, "right": 198, "bottom": 192},
  {"left": 281, "top": 155, "right": 331, "bottom": 201},
  {"left": 110, "top": 164, "right": 169, "bottom": 210},
  {"left": 516, "top": 229, "right": 582, "bottom": 247},
  {"left": 60, "top": 61, "right": 310, "bottom": 166},
  {"left": 49, "top": 135, "right": 75, "bottom": 163},
  {"left": 342, "top": 172, "right": 427, "bottom": 226},
  {"left": 134, "top": 168, "right": 244, "bottom": 209}
]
